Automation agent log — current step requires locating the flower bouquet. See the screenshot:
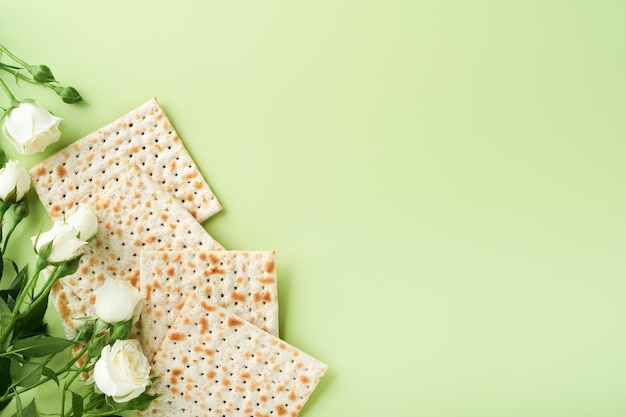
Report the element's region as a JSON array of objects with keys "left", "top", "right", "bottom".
[
  {"left": 0, "top": 41, "right": 328, "bottom": 417},
  {"left": 0, "top": 44, "right": 156, "bottom": 417}
]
